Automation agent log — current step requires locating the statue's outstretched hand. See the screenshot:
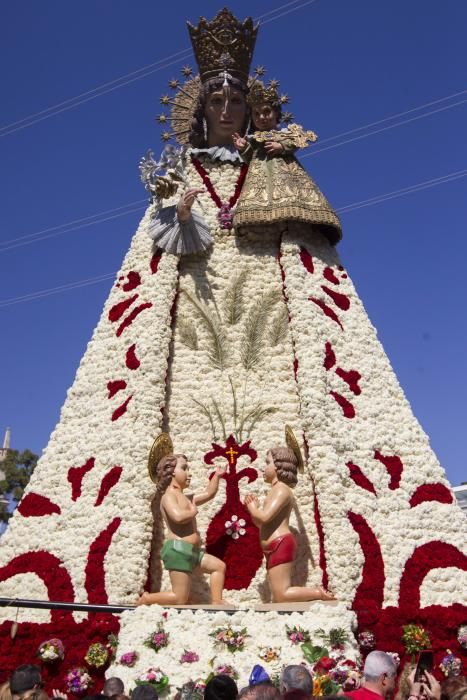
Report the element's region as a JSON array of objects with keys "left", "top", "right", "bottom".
[
  {"left": 232, "top": 132, "right": 247, "bottom": 151},
  {"left": 177, "top": 188, "right": 203, "bottom": 222},
  {"left": 264, "top": 140, "right": 284, "bottom": 156}
]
